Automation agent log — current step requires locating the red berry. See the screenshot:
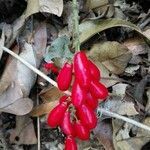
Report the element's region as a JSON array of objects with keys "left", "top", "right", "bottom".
[
  {"left": 72, "top": 82, "right": 86, "bottom": 108},
  {"left": 74, "top": 121, "right": 90, "bottom": 140},
  {"left": 47, "top": 103, "right": 68, "bottom": 128},
  {"left": 65, "top": 136, "right": 77, "bottom": 150},
  {"left": 57, "top": 62, "right": 73, "bottom": 91},
  {"left": 43, "top": 62, "right": 59, "bottom": 73},
  {"left": 61, "top": 112, "right": 75, "bottom": 136},
  {"left": 77, "top": 104, "right": 97, "bottom": 129},
  {"left": 59, "top": 95, "right": 68, "bottom": 104},
  {"left": 90, "top": 80, "right": 108, "bottom": 99},
  {"left": 89, "top": 60, "right": 100, "bottom": 81},
  {"left": 85, "top": 92, "right": 98, "bottom": 110},
  {"left": 74, "top": 52, "right": 91, "bottom": 88}
]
